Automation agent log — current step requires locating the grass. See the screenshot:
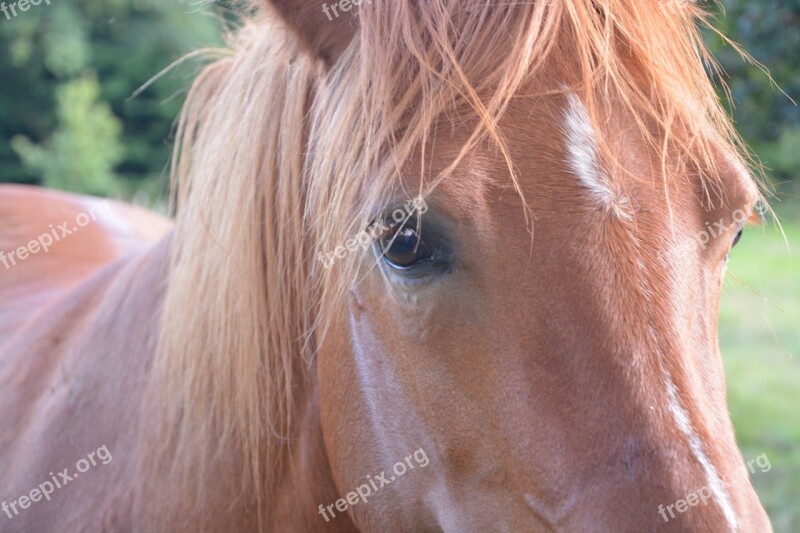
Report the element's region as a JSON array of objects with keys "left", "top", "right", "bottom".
[{"left": 720, "top": 206, "right": 800, "bottom": 532}]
